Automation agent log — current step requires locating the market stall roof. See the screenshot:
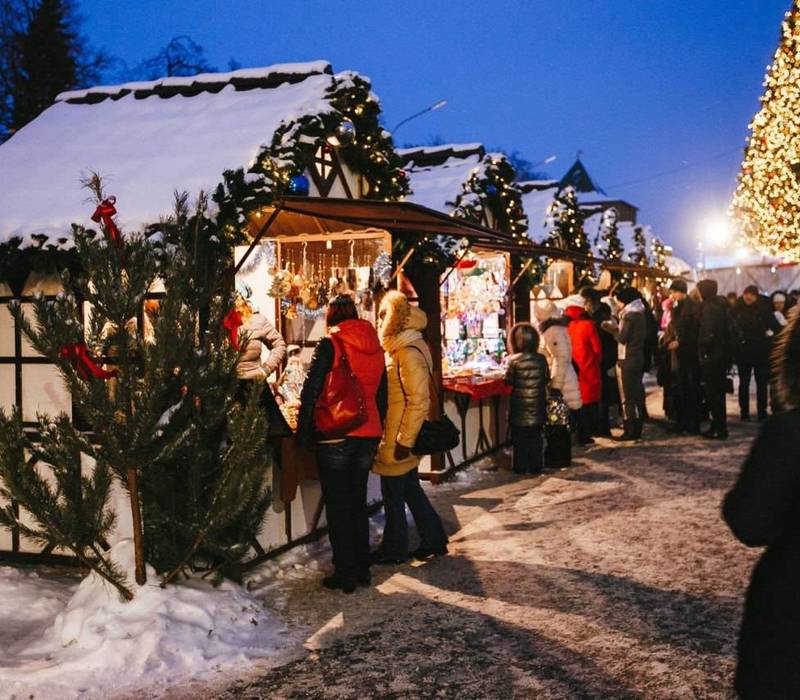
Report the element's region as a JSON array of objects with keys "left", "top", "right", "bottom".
[
  {"left": 0, "top": 60, "right": 348, "bottom": 248},
  {"left": 239, "top": 196, "right": 666, "bottom": 277}
]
